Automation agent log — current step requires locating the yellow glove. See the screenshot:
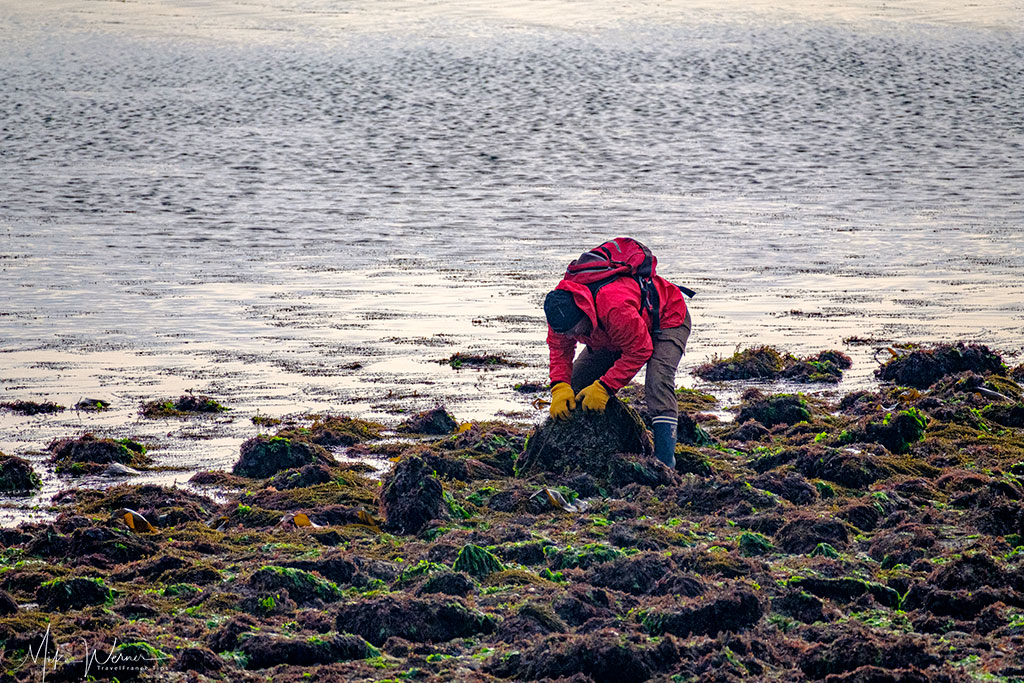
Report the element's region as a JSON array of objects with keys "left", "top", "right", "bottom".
[
  {"left": 576, "top": 381, "right": 610, "bottom": 413},
  {"left": 550, "top": 382, "right": 576, "bottom": 420}
]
